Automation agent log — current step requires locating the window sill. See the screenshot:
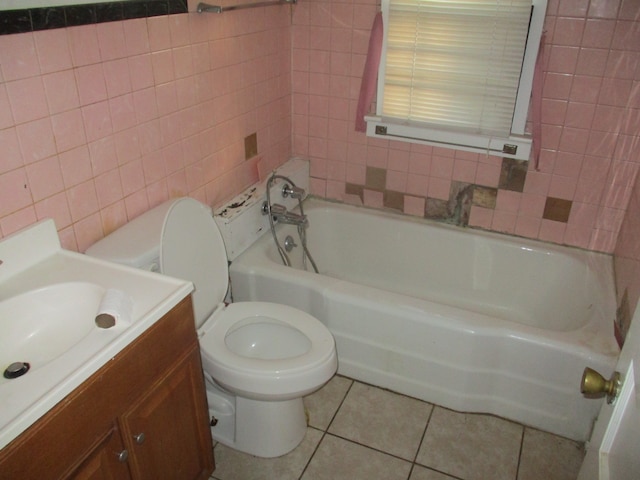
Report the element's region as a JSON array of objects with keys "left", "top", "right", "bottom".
[{"left": 365, "top": 116, "right": 532, "bottom": 161}]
